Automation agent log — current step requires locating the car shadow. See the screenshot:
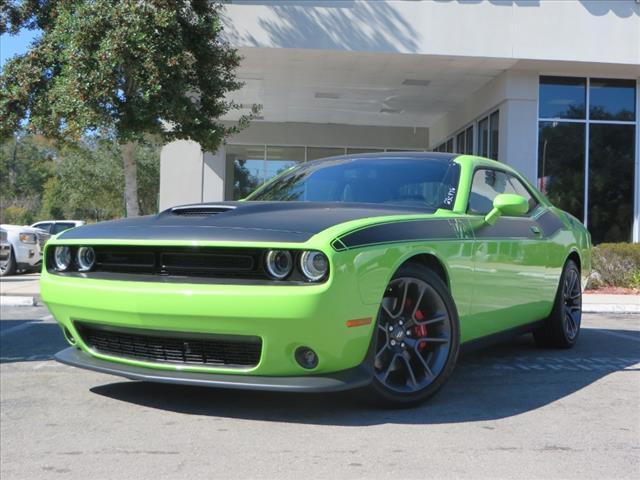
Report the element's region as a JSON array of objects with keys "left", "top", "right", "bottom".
[
  {"left": 90, "top": 326, "right": 639, "bottom": 425},
  {"left": 0, "top": 323, "right": 67, "bottom": 363}
]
